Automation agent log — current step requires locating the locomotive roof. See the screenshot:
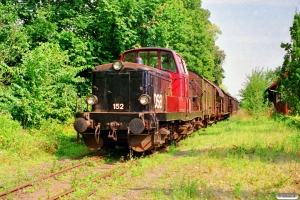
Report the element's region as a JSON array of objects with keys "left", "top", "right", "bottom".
[{"left": 123, "top": 47, "right": 177, "bottom": 53}]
